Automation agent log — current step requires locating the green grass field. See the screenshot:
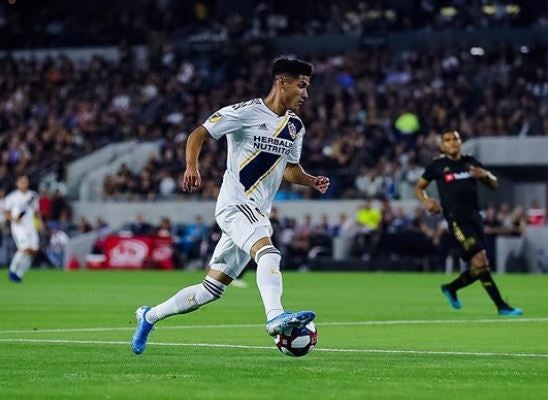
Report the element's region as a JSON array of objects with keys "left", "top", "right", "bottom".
[{"left": 1, "top": 270, "right": 547, "bottom": 400}]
